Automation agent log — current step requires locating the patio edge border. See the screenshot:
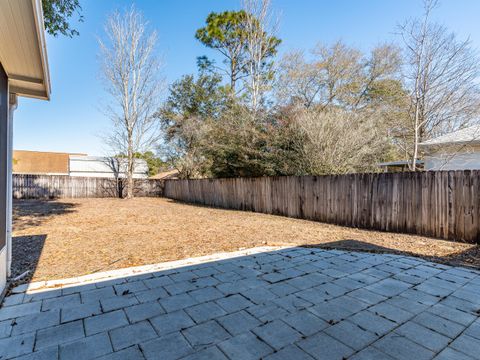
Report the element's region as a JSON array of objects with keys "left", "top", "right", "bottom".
[{"left": 12, "top": 246, "right": 289, "bottom": 294}]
